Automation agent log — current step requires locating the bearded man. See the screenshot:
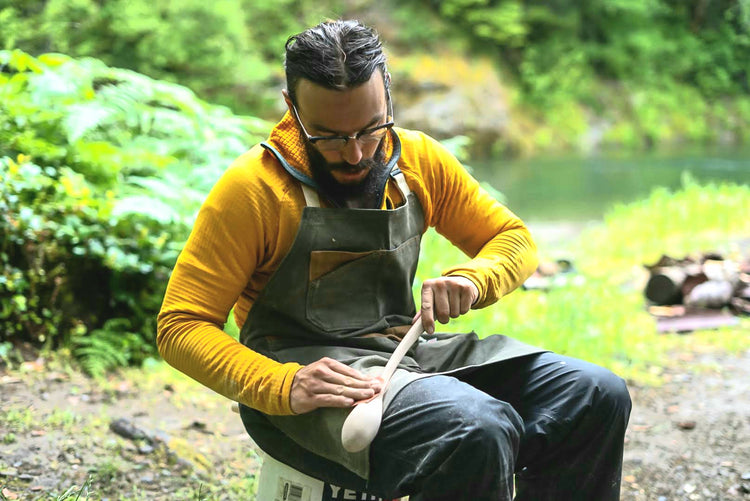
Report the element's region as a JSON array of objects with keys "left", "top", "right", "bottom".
[{"left": 157, "top": 19, "right": 631, "bottom": 500}]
